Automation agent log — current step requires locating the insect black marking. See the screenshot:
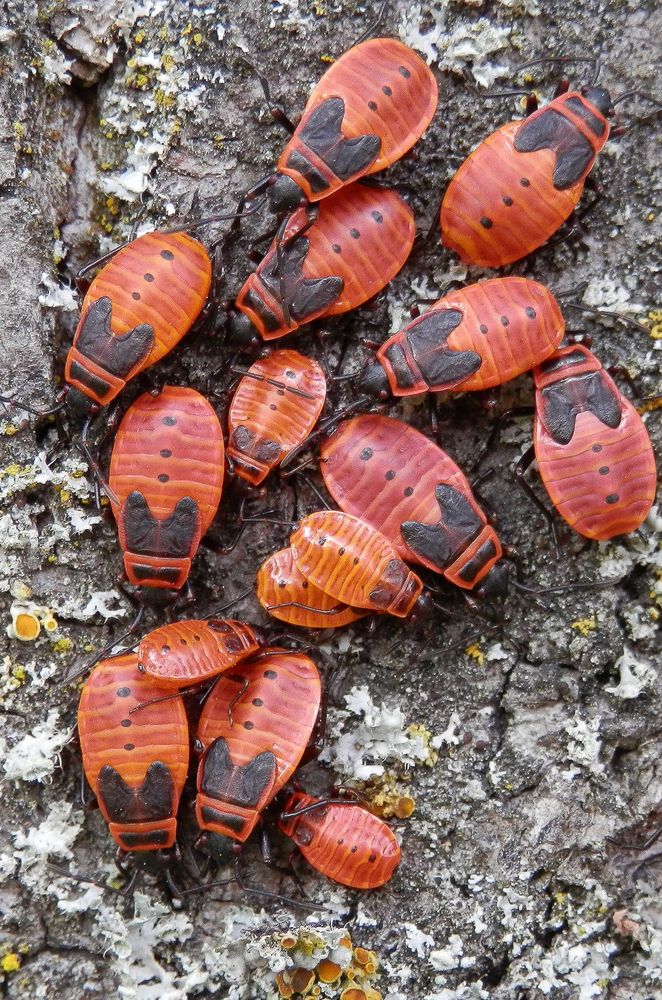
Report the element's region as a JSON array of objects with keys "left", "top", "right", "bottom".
[
  {"left": 132, "top": 292, "right": 141, "bottom": 300},
  {"left": 162, "top": 416, "right": 176, "bottom": 425},
  {"left": 160, "top": 449, "right": 172, "bottom": 457},
  {"left": 161, "top": 250, "right": 174, "bottom": 260},
  {"left": 503, "top": 196, "right": 513, "bottom": 206},
  {"left": 144, "top": 273, "right": 154, "bottom": 282},
  {"left": 605, "top": 494, "right": 619, "bottom": 504},
  {"left": 480, "top": 217, "right": 493, "bottom": 229},
  {"left": 526, "top": 307, "right": 536, "bottom": 318},
  {"left": 117, "top": 687, "right": 131, "bottom": 697},
  {"left": 158, "top": 474, "right": 169, "bottom": 483}
]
